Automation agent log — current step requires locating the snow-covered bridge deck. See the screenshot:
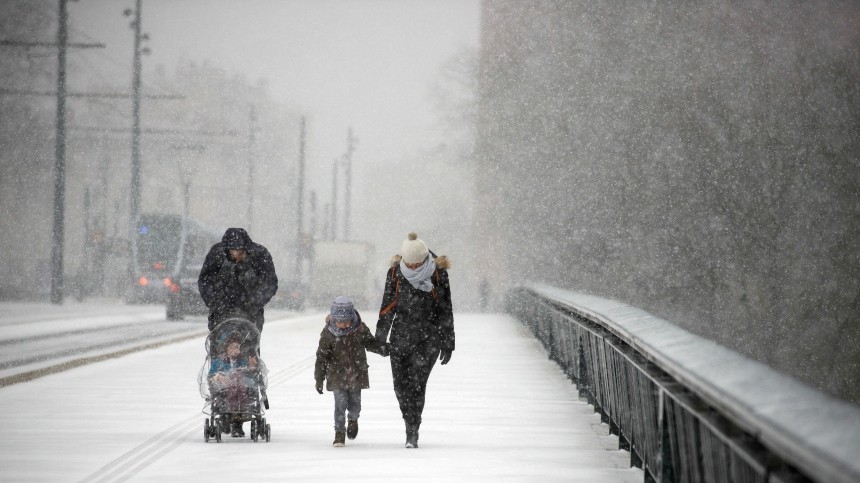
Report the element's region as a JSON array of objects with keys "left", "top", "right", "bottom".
[{"left": 0, "top": 310, "right": 642, "bottom": 482}]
